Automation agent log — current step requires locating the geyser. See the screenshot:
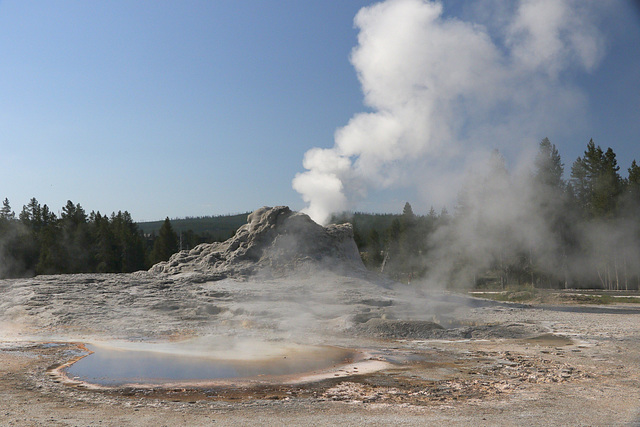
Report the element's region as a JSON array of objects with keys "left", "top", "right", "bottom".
[
  {"left": 40, "top": 206, "right": 397, "bottom": 388},
  {"left": 293, "top": 0, "right": 607, "bottom": 225}
]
